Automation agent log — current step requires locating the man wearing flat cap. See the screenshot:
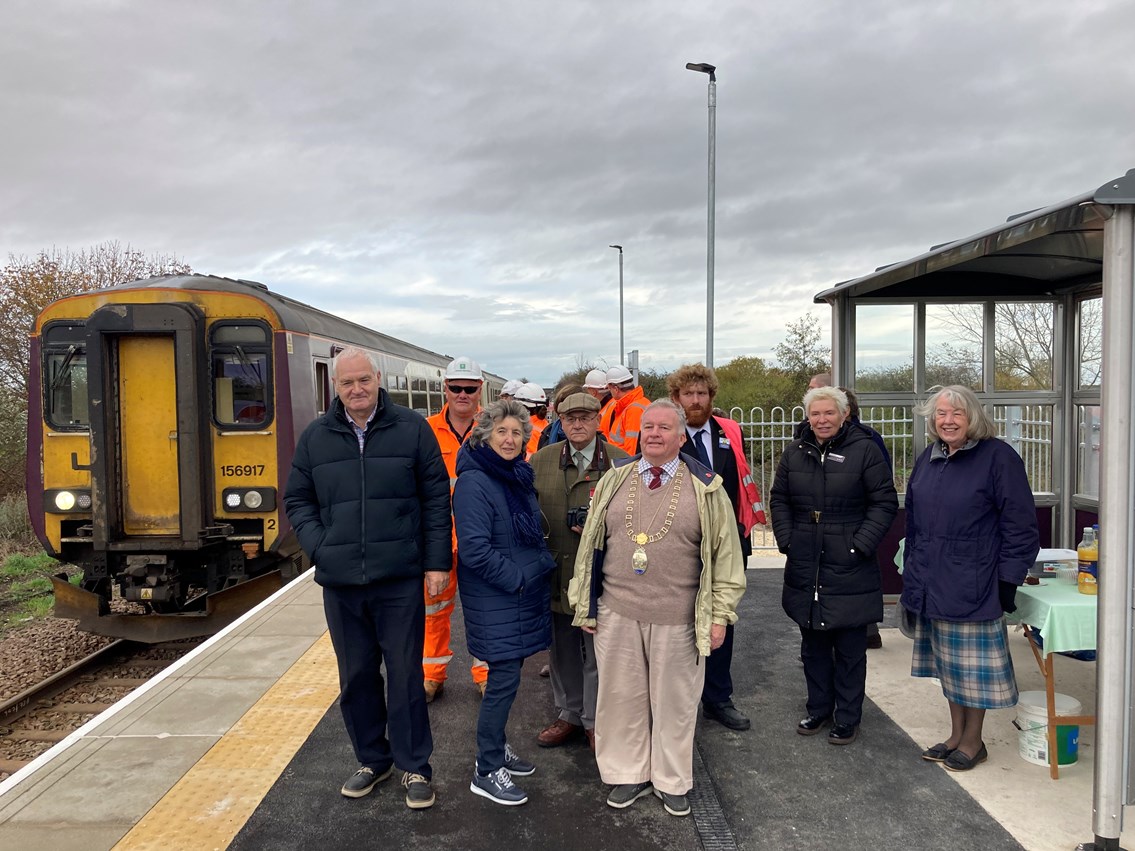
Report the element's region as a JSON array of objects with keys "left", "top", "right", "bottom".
[{"left": 530, "top": 392, "right": 628, "bottom": 749}]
